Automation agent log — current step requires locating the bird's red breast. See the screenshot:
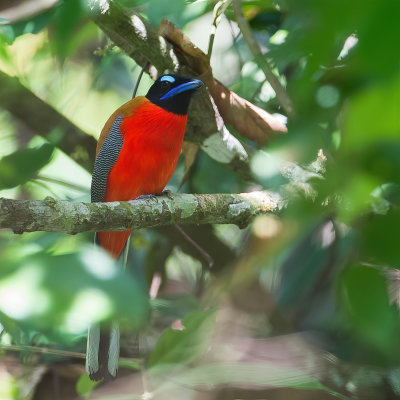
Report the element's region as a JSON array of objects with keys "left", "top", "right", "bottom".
[{"left": 97, "top": 97, "right": 187, "bottom": 258}]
